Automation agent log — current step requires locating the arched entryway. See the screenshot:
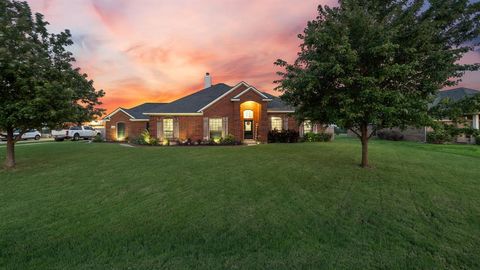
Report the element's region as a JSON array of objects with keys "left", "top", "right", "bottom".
[{"left": 240, "top": 101, "right": 261, "bottom": 140}]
